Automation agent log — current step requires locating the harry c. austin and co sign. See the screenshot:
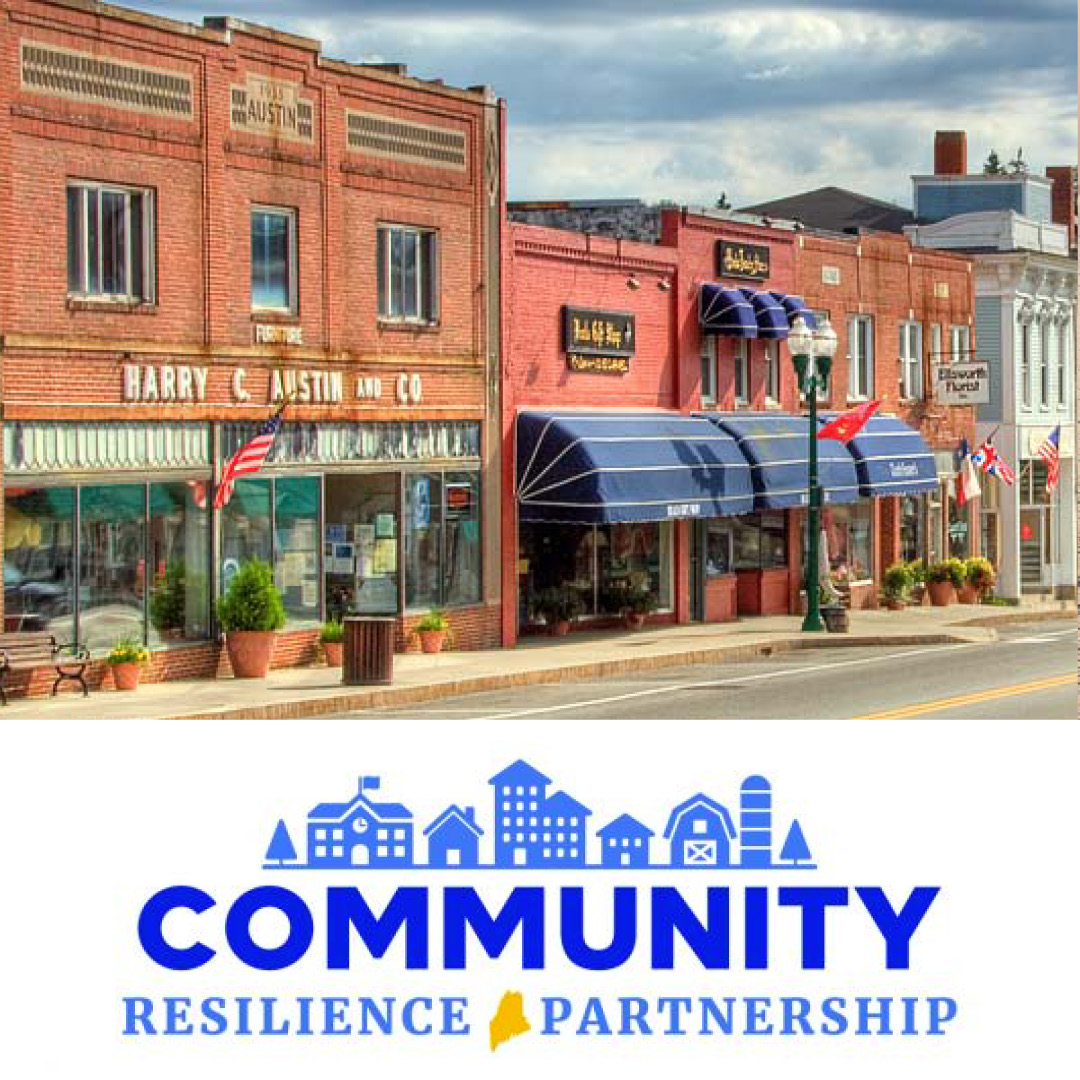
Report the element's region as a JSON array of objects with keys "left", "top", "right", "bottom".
[
  {"left": 563, "top": 306, "right": 635, "bottom": 375},
  {"left": 718, "top": 241, "right": 770, "bottom": 281}
]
